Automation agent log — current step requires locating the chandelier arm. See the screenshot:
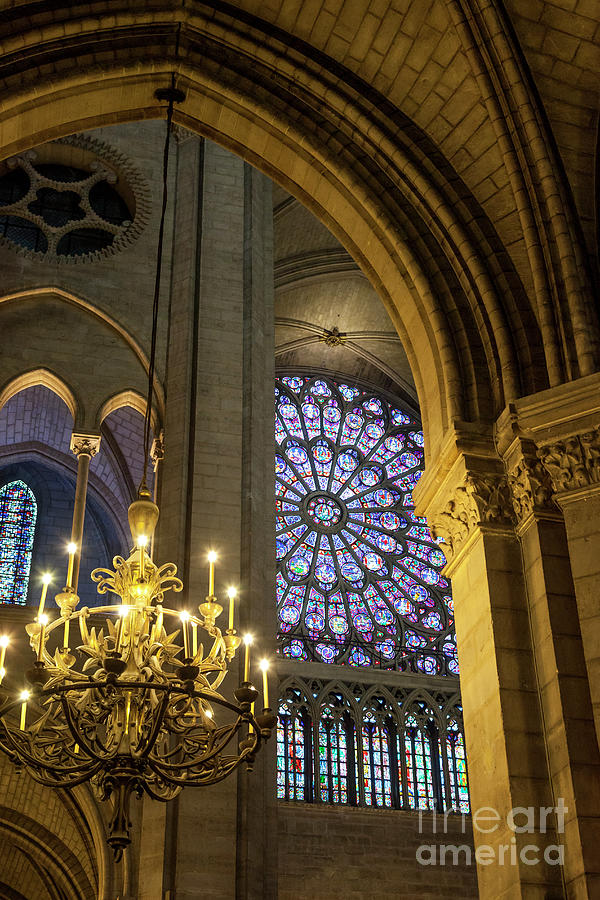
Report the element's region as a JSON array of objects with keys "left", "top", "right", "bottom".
[
  {"left": 144, "top": 784, "right": 181, "bottom": 802},
  {"left": 58, "top": 692, "right": 113, "bottom": 760},
  {"left": 148, "top": 747, "right": 258, "bottom": 788},
  {"left": 132, "top": 689, "right": 170, "bottom": 759},
  {"left": 151, "top": 720, "right": 255, "bottom": 771},
  {"left": 0, "top": 717, "right": 103, "bottom": 784},
  {"left": 21, "top": 762, "right": 105, "bottom": 790}
]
